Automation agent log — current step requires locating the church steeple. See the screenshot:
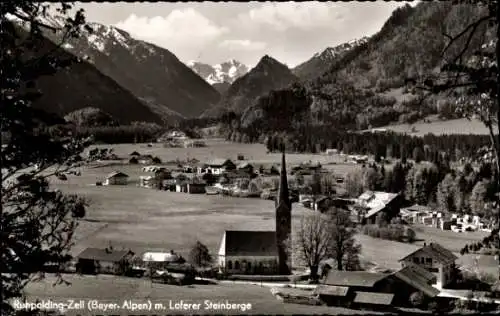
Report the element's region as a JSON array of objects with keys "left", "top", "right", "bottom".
[
  {"left": 275, "top": 149, "right": 291, "bottom": 275},
  {"left": 276, "top": 151, "right": 291, "bottom": 210}
]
